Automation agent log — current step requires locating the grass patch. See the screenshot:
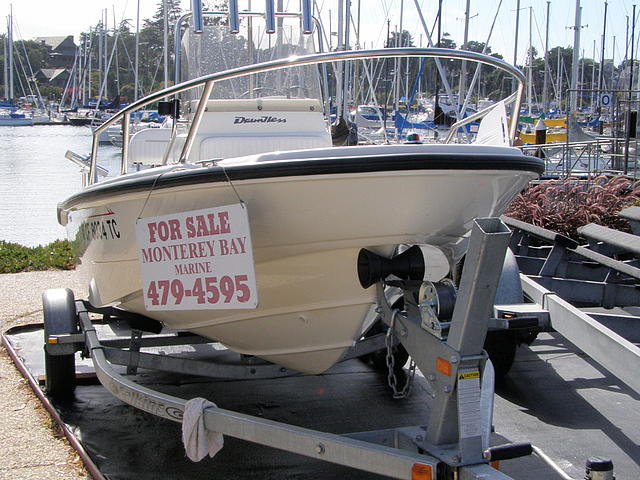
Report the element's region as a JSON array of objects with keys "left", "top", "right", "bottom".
[{"left": 0, "top": 240, "right": 76, "bottom": 273}]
